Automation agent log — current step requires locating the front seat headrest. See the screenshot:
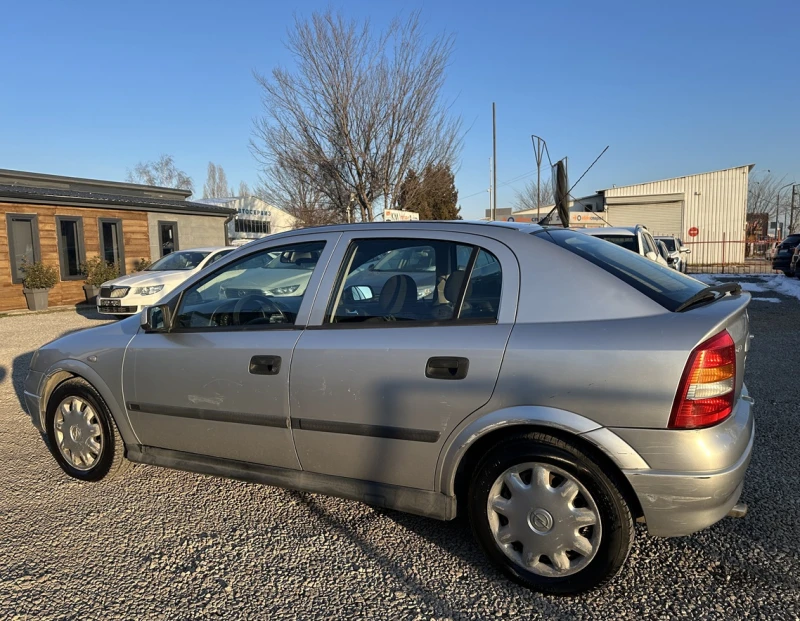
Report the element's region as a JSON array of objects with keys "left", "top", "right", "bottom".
[{"left": 379, "top": 274, "right": 417, "bottom": 315}]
